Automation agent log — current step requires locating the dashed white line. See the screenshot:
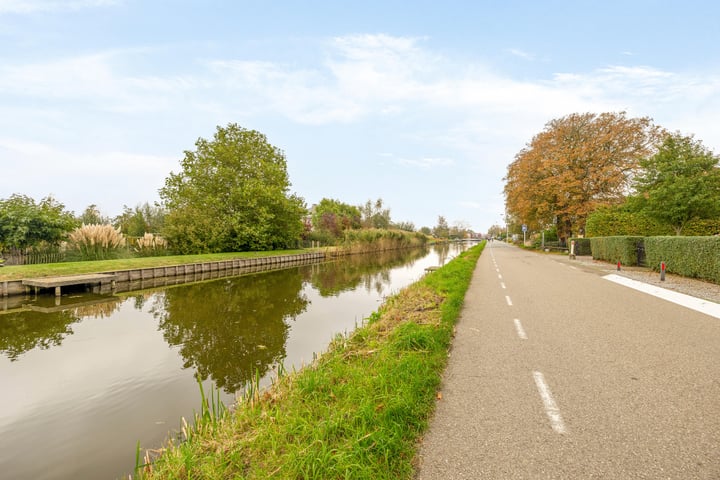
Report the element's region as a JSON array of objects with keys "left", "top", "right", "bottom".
[
  {"left": 498, "top": 274, "right": 503, "bottom": 280},
  {"left": 513, "top": 319, "right": 527, "bottom": 339},
  {"left": 533, "top": 371, "right": 567, "bottom": 434},
  {"left": 505, "top": 295, "right": 513, "bottom": 306},
  {"left": 500, "top": 282, "right": 506, "bottom": 289}
]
